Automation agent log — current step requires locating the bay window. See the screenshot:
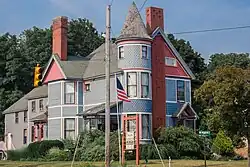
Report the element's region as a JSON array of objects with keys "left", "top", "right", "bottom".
[
  {"left": 142, "top": 114, "right": 150, "bottom": 139},
  {"left": 127, "top": 72, "right": 137, "bottom": 97},
  {"left": 177, "top": 80, "right": 185, "bottom": 101},
  {"left": 64, "top": 118, "right": 75, "bottom": 140},
  {"left": 141, "top": 72, "right": 149, "bottom": 98},
  {"left": 64, "top": 82, "right": 75, "bottom": 104},
  {"left": 142, "top": 46, "right": 147, "bottom": 59},
  {"left": 119, "top": 46, "right": 124, "bottom": 59}
]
